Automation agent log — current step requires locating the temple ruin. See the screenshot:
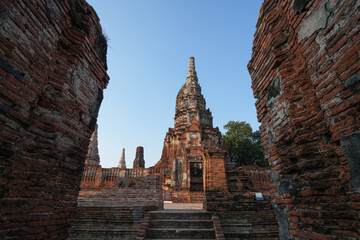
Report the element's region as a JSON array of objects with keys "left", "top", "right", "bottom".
[
  {"left": 71, "top": 57, "right": 279, "bottom": 239},
  {"left": 155, "top": 57, "right": 227, "bottom": 202},
  {"left": 0, "top": 0, "right": 359, "bottom": 239}
]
